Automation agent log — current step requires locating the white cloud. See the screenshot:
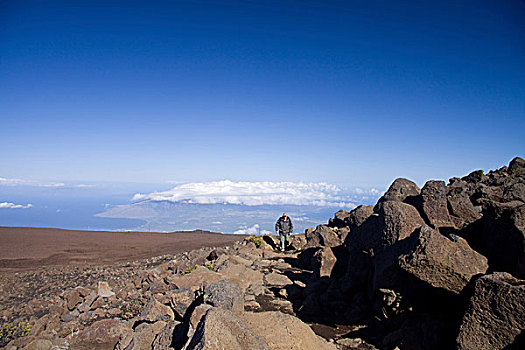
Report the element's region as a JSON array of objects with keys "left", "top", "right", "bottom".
[
  {"left": 0, "top": 176, "right": 94, "bottom": 188},
  {"left": 132, "top": 180, "right": 357, "bottom": 207},
  {"left": 233, "top": 224, "right": 272, "bottom": 235},
  {"left": 0, "top": 202, "right": 33, "bottom": 209}
]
